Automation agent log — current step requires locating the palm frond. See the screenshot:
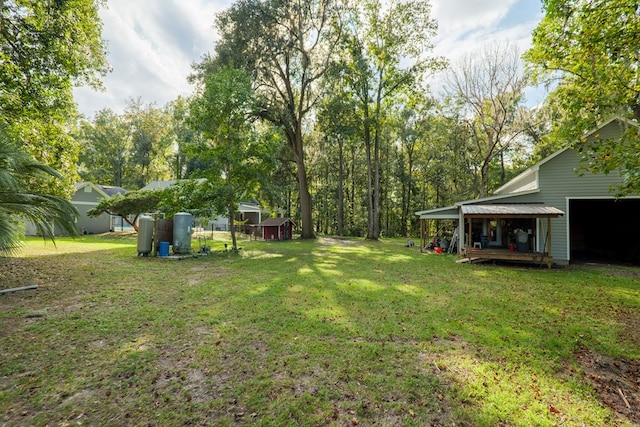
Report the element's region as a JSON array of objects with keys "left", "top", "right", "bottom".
[{"left": 0, "top": 129, "right": 78, "bottom": 254}]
